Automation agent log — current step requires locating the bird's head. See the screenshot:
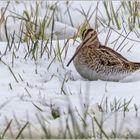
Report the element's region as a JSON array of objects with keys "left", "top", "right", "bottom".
[
  {"left": 79, "top": 23, "right": 99, "bottom": 47},
  {"left": 66, "top": 23, "right": 100, "bottom": 67}
]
